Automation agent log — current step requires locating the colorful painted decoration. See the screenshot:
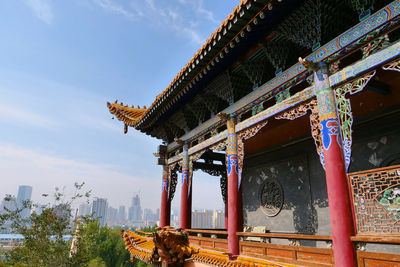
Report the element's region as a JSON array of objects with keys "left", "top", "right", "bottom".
[
  {"left": 162, "top": 178, "right": 168, "bottom": 192},
  {"left": 377, "top": 186, "right": 400, "bottom": 222},
  {"left": 275, "top": 99, "right": 324, "bottom": 167},
  {"left": 227, "top": 154, "right": 238, "bottom": 177},
  {"left": 334, "top": 71, "right": 376, "bottom": 171},
  {"left": 382, "top": 58, "right": 400, "bottom": 72},
  {"left": 348, "top": 166, "right": 400, "bottom": 234},
  {"left": 320, "top": 118, "right": 341, "bottom": 151}
]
